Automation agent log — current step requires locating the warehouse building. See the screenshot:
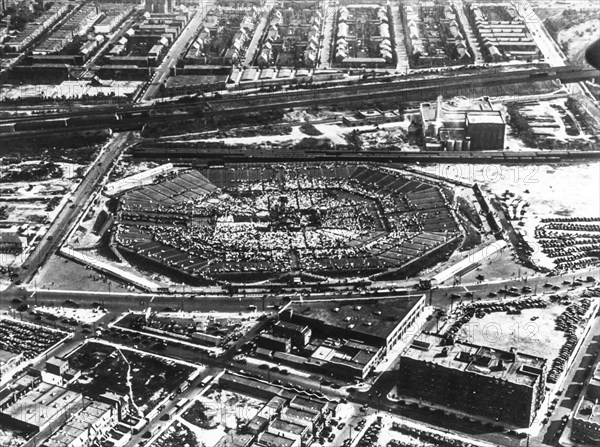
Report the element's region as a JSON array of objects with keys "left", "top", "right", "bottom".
[
  {"left": 279, "top": 295, "right": 426, "bottom": 379},
  {"left": 398, "top": 333, "right": 547, "bottom": 427},
  {"left": 281, "top": 295, "right": 425, "bottom": 353},
  {"left": 0, "top": 383, "right": 84, "bottom": 433}
]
